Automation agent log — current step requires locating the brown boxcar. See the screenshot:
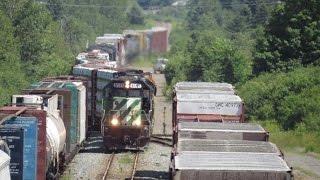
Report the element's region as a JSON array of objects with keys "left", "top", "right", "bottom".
[{"left": 0, "top": 106, "right": 47, "bottom": 180}]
